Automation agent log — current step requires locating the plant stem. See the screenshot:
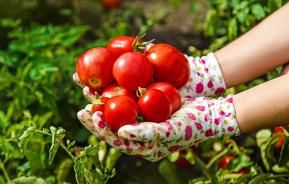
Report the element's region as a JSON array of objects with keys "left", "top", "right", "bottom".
[
  {"left": 35, "top": 130, "right": 75, "bottom": 161},
  {"left": 60, "top": 143, "right": 75, "bottom": 161},
  {"left": 0, "top": 160, "right": 10, "bottom": 182},
  {"left": 206, "top": 148, "right": 229, "bottom": 169}
]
